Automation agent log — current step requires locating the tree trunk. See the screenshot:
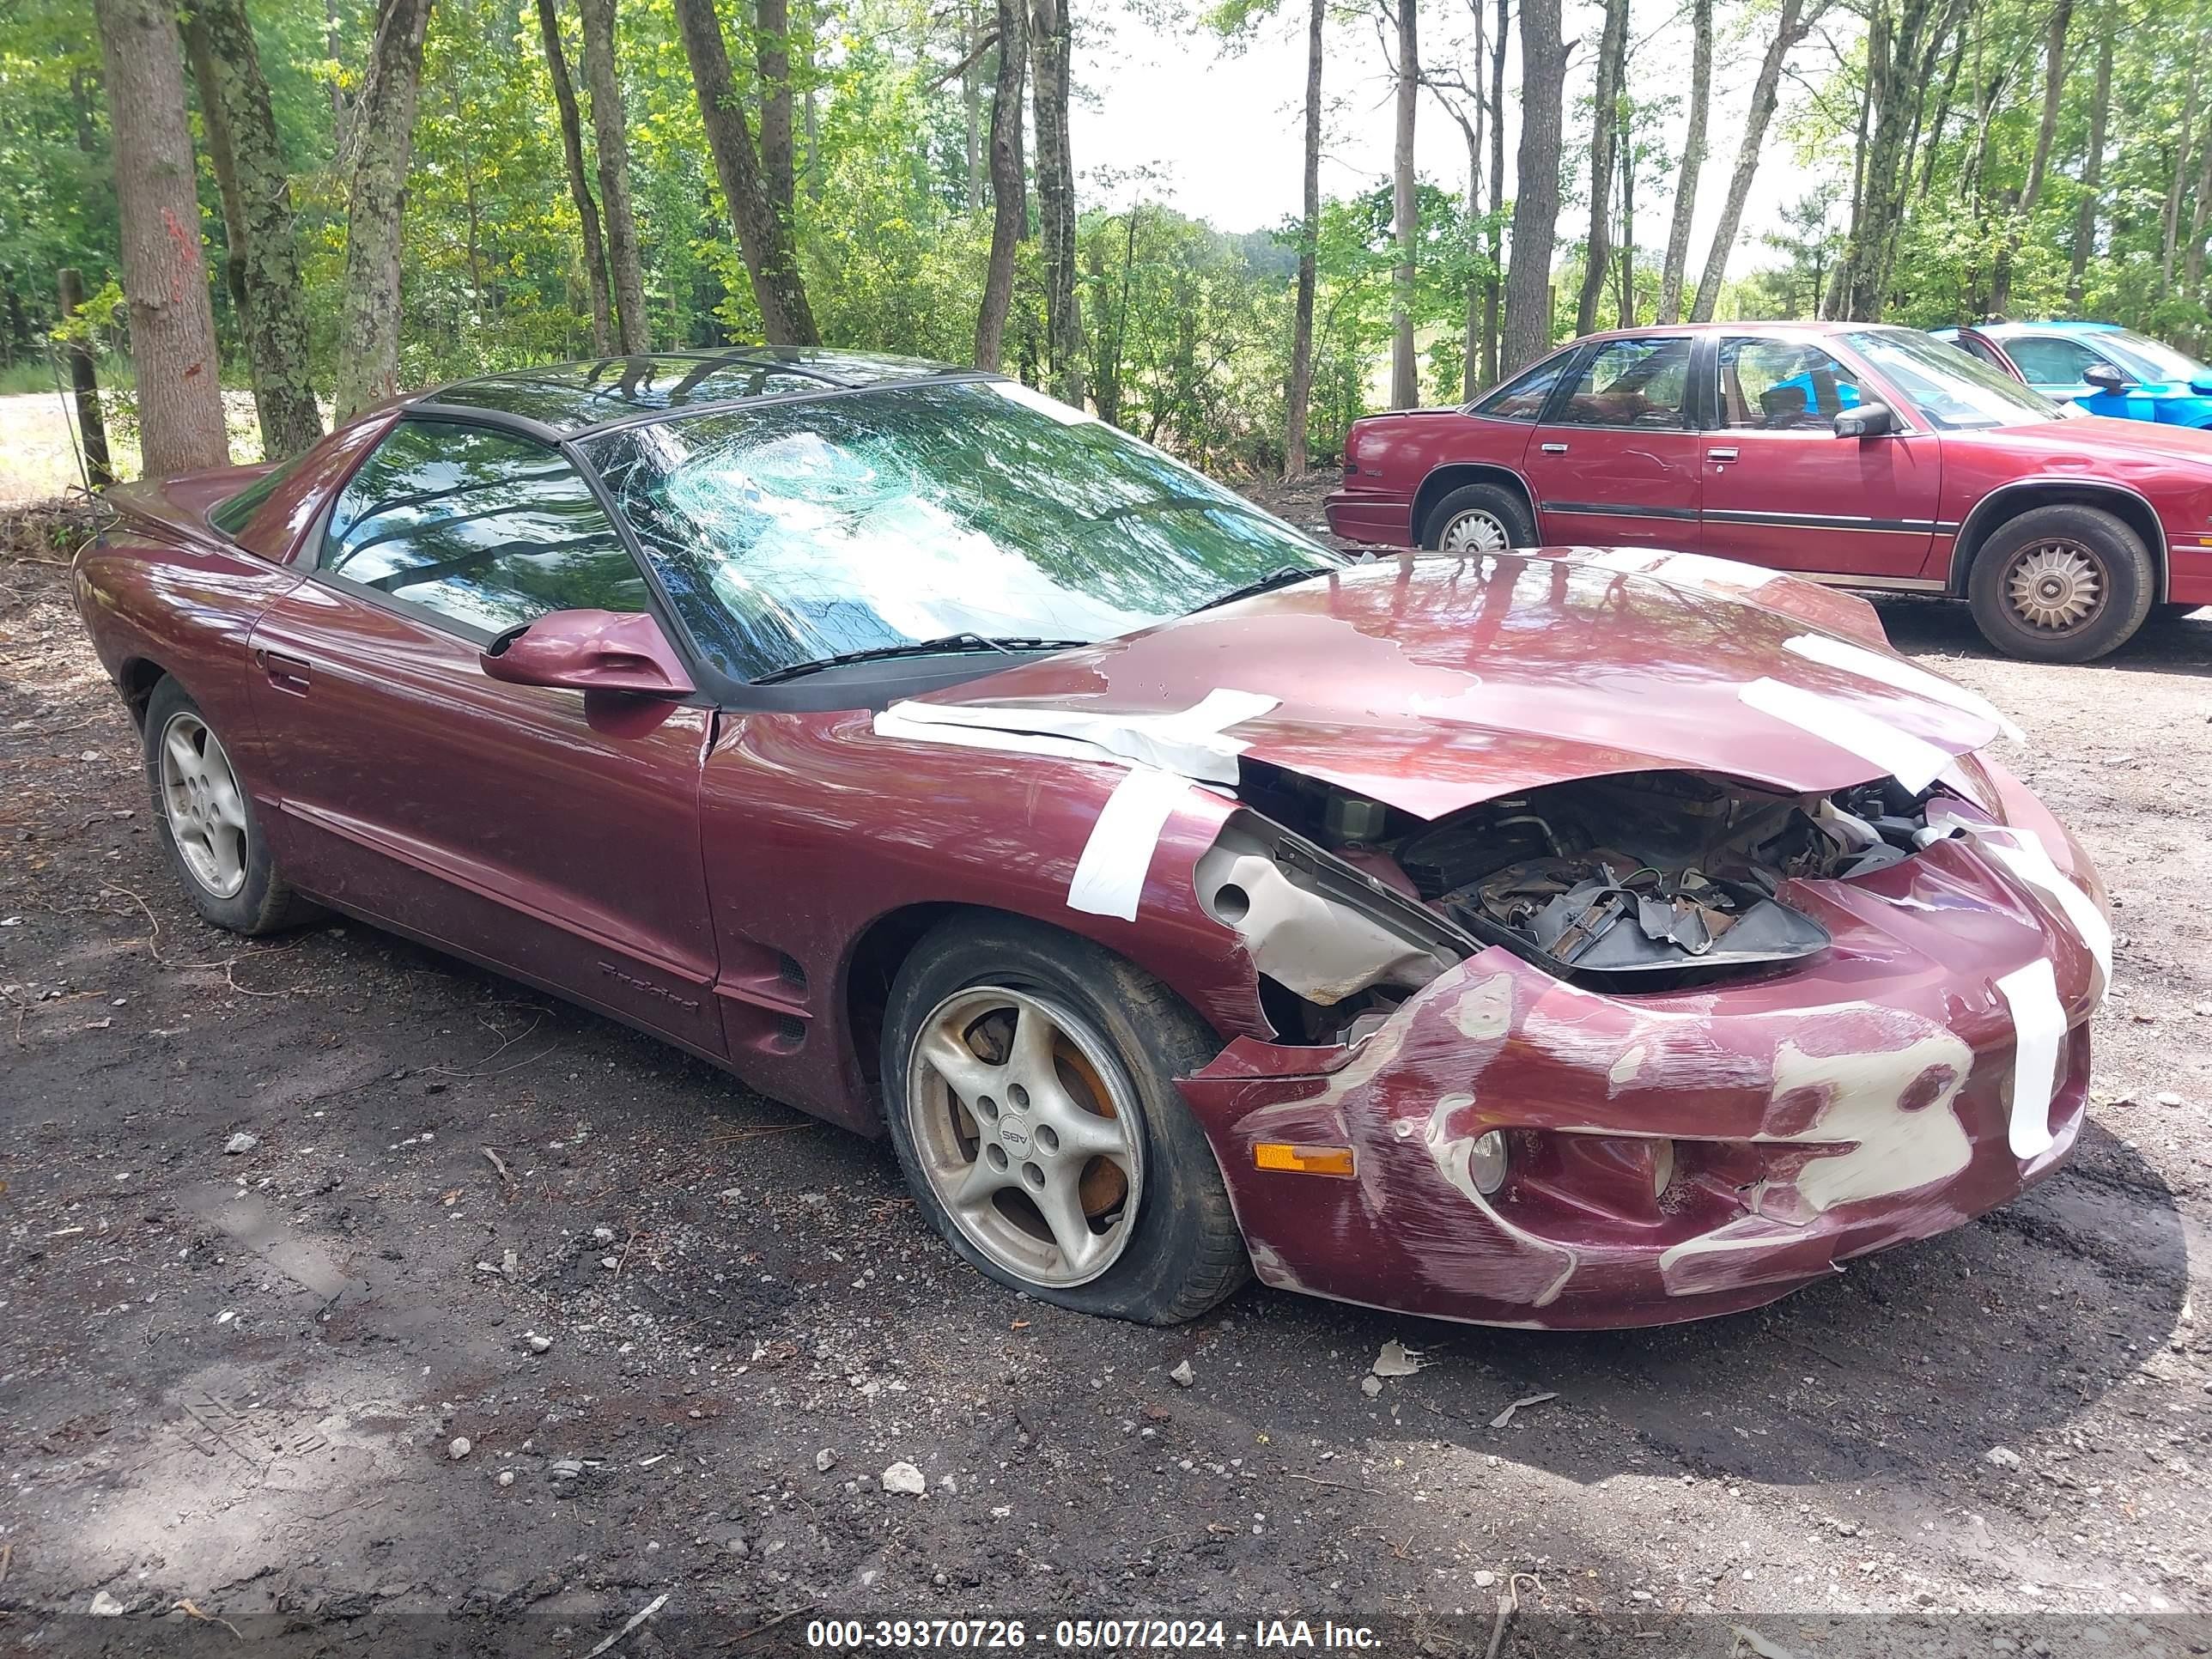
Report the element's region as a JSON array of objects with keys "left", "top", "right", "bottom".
[
  {"left": 2067, "top": 16, "right": 2112, "bottom": 307},
  {"left": 1575, "top": 0, "right": 1628, "bottom": 337},
  {"left": 93, "top": 0, "right": 230, "bottom": 472},
  {"left": 1915, "top": 17, "right": 1968, "bottom": 201},
  {"left": 1389, "top": 0, "right": 1419, "bottom": 409},
  {"left": 2162, "top": 32, "right": 2208, "bottom": 295},
  {"left": 963, "top": 0, "right": 984, "bottom": 212},
  {"left": 331, "top": 0, "right": 434, "bottom": 420},
  {"left": 672, "top": 0, "right": 818, "bottom": 343},
  {"left": 1030, "top": 0, "right": 1083, "bottom": 403},
  {"left": 323, "top": 0, "right": 349, "bottom": 143},
  {"left": 757, "top": 0, "right": 795, "bottom": 215},
  {"left": 58, "top": 267, "right": 115, "bottom": 488},
  {"left": 1990, "top": 0, "right": 2071, "bottom": 317},
  {"left": 1615, "top": 99, "right": 1635, "bottom": 326},
  {"left": 2022, "top": 0, "right": 2069, "bottom": 211},
  {"left": 1838, "top": 0, "right": 1964, "bottom": 319},
  {"left": 1483, "top": 0, "right": 1505, "bottom": 383},
  {"left": 184, "top": 0, "right": 323, "bottom": 457},
  {"left": 1502, "top": 0, "right": 1569, "bottom": 372},
  {"left": 538, "top": 0, "right": 612, "bottom": 355},
  {"left": 579, "top": 0, "right": 649, "bottom": 352},
  {"left": 974, "top": 0, "right": 1027, "bottom": 371},
  {"left": 1453, "top": 95, "right": 1481, "bottom": 401},
  {"left": 1656, "top": 0, "right": 1711, "bottom": 323},
  {"left": 183, "top": 12, "right": 253, "bottom": 325},
  {"left": 1690, "top": 0, "right": 1826, "bottom": 321},
  {"left": 2185, "top": 103, "right": 2212, "bottom": 294},
  {"left": 1285, "top": 0, "right": 1323, "bottom": 471}
]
